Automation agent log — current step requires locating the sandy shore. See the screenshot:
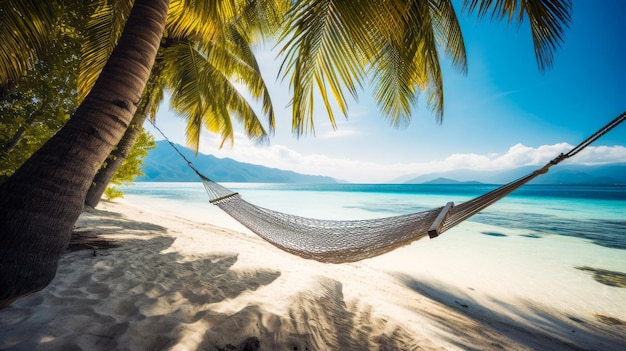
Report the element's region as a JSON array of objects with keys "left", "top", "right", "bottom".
[{"left": 1, "top": 198, "right": 624, "bottom": 350}]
